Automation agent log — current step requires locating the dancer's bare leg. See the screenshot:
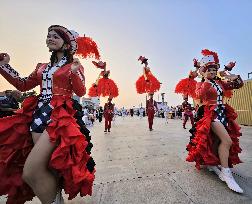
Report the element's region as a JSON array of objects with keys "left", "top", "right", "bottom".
[
  {"left": 22, "top": 131, "right": 58, "bottom": 204},
  {"left": 32, "top": 132, "right": 41, "bottom": 143},
  {"left": 211, "top": 121, "right": 232, "bottom": 168},
  {"left": 211, "top": 121, "right": 243, "bottom": 193}
]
